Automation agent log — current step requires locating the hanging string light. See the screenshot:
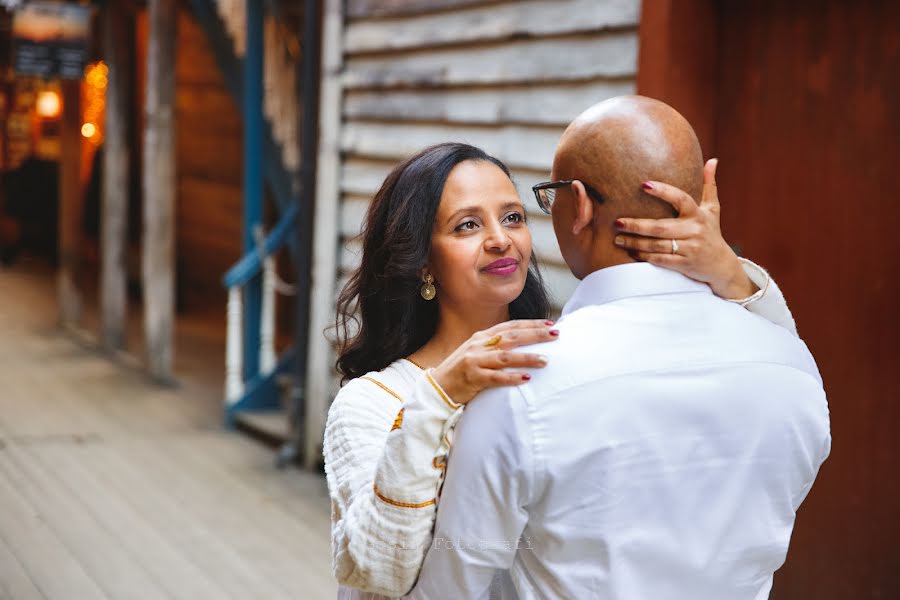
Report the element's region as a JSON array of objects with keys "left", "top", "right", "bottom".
[{"left": 80, "top": 61, "right": 107, "bottom": 144}]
